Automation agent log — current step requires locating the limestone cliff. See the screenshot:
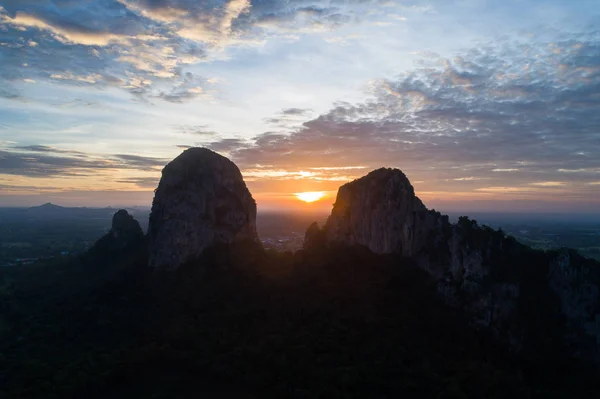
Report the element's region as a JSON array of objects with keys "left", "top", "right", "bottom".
[
  {"left": 324, "top": 168, "right": 451, "bottom": 276},
  {"left": 314, "top": 168, "right": 600, "bottom": 360},
  {"left": 148, "top": 148, "right": 259, "bottom": 269}
]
